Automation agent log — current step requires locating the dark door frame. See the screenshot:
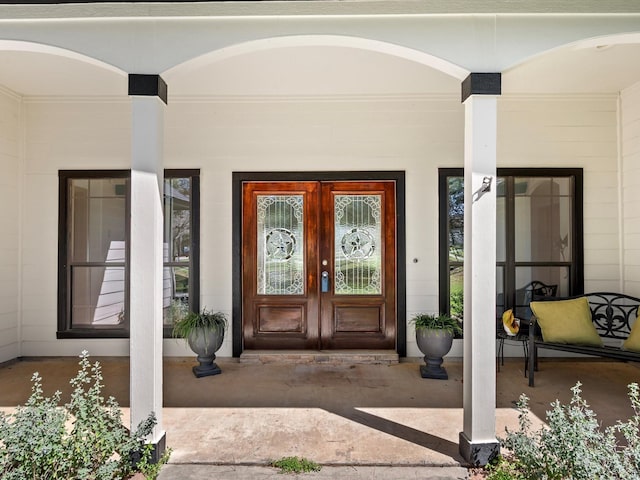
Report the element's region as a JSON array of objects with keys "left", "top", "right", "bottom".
[{"left": 232, "top": 171, "right": 406, "bottom": 357}]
